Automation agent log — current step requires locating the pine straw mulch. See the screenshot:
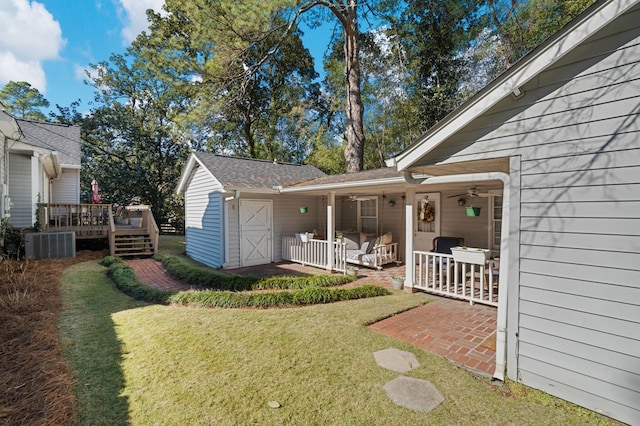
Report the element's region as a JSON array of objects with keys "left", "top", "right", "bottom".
[{"left": 0, "top": 250, "right": 104, "bottom": 426}]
